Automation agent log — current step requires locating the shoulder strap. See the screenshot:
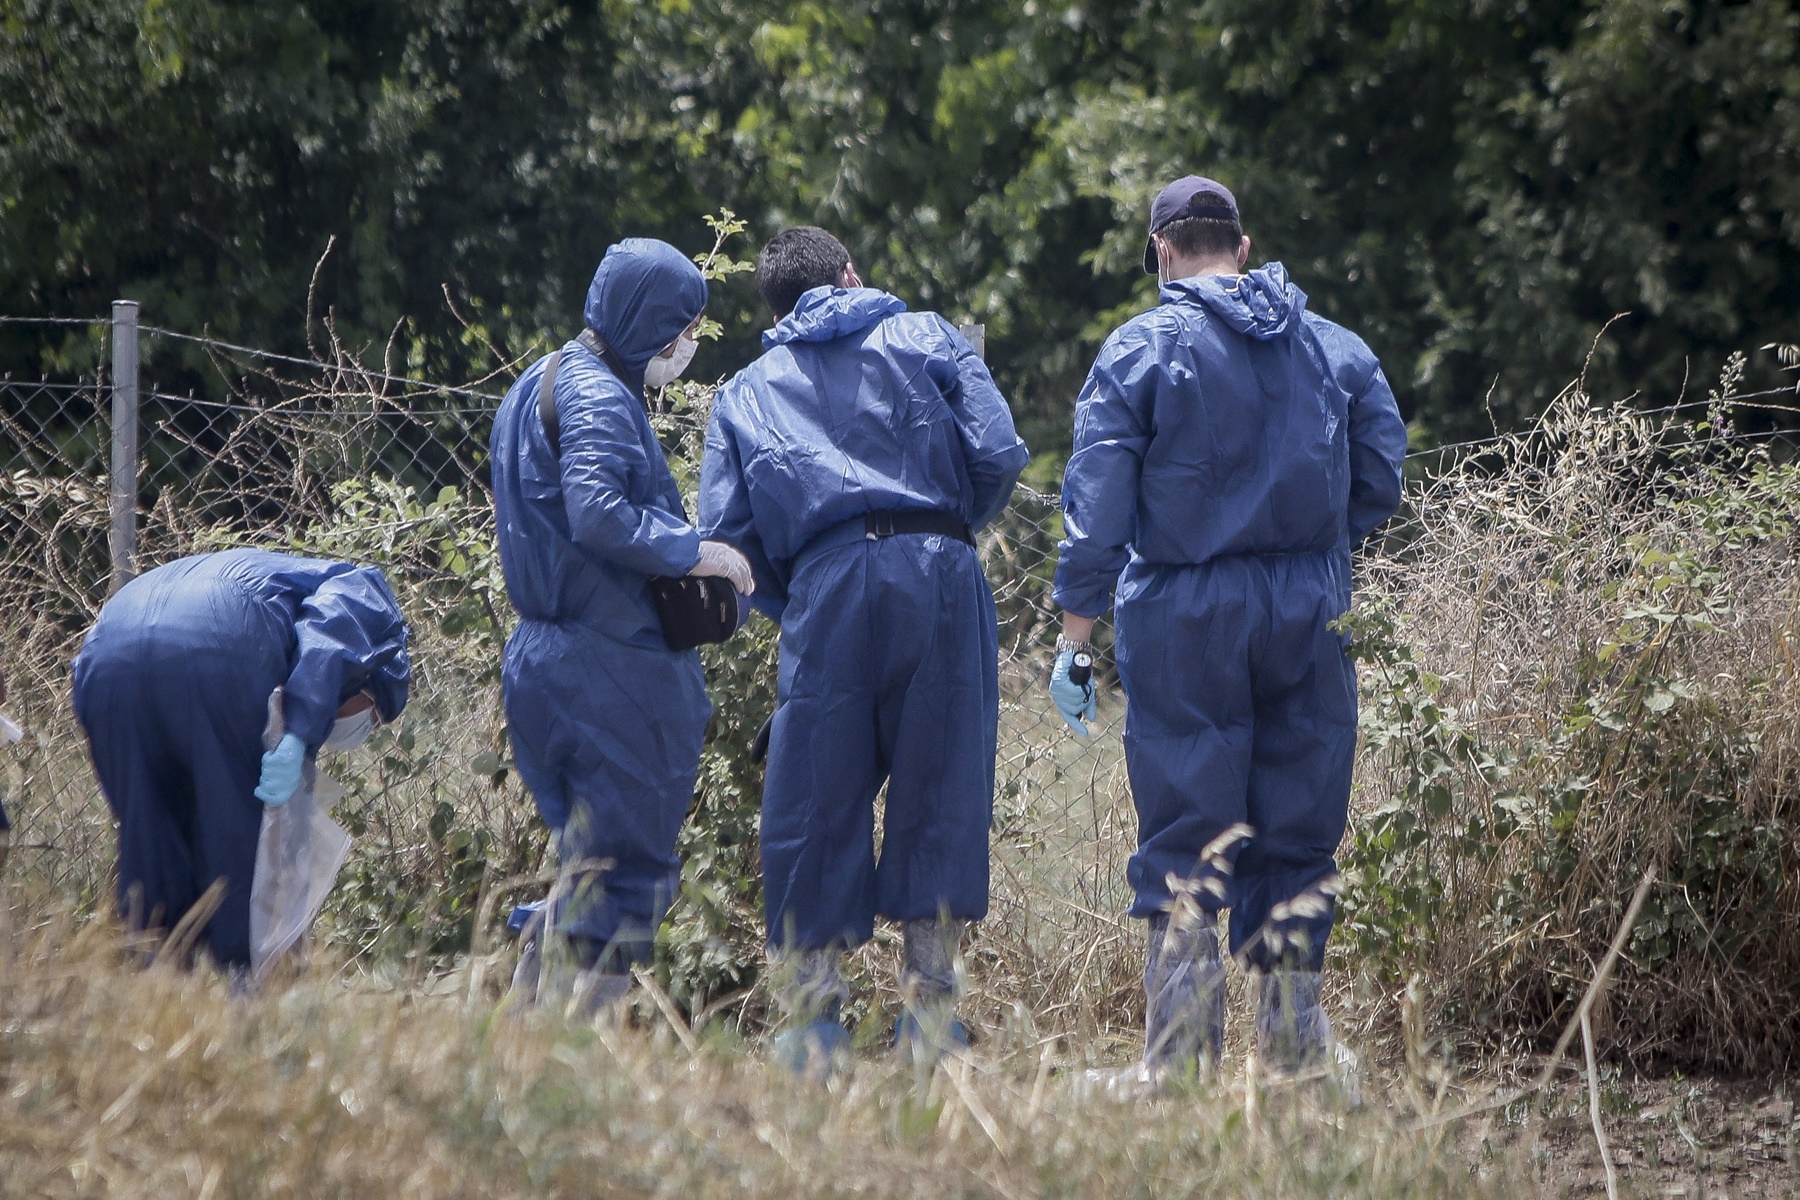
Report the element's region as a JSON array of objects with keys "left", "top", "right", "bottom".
[
  {"left": 577, "top": 327, "right": 630, "bottom": 383},
  {"left": 537, "top": 349, "right": 563, "bottom": 458},
  {"left": 539, "top": 329, "right": 640, "bottom": 459}
]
